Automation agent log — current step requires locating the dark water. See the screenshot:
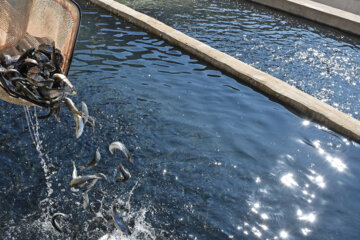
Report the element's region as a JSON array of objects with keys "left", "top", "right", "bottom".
[
  {"left": 116, "top": 0, "right": 360, "bottom": 119},
  {"left": 0, "top": 0, "right": 360, "bottom": 239}
]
